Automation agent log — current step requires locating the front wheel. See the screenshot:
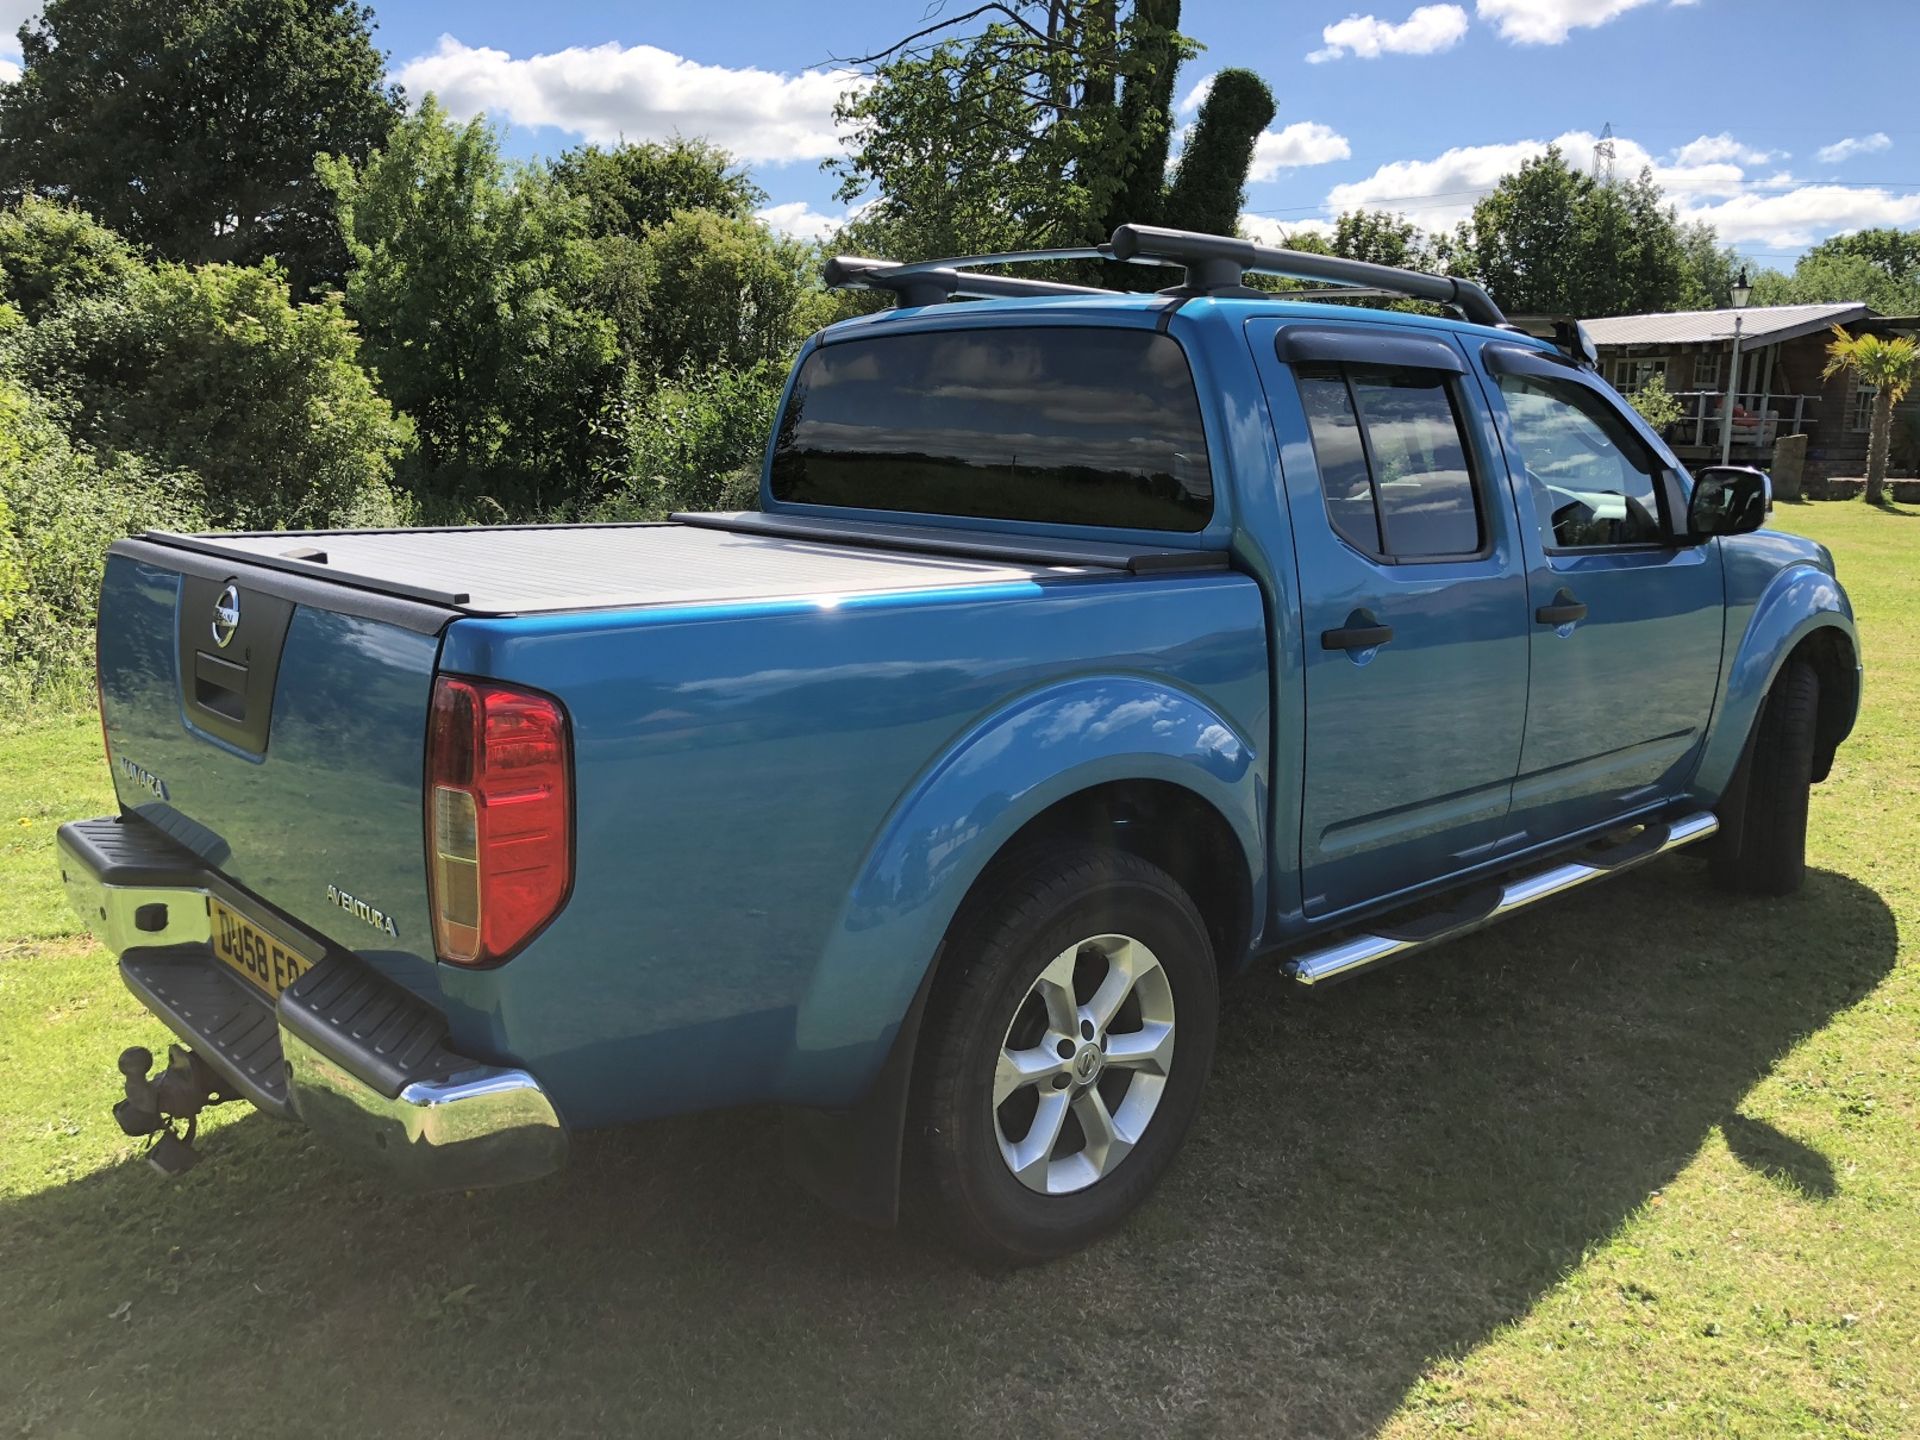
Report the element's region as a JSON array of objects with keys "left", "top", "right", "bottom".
[
  {"left": 1711, "top": 659, "right": 1819, "bottom": 897},
  {"left": 910, "top": 846, "right": 1219, "bottom": 1264}
]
